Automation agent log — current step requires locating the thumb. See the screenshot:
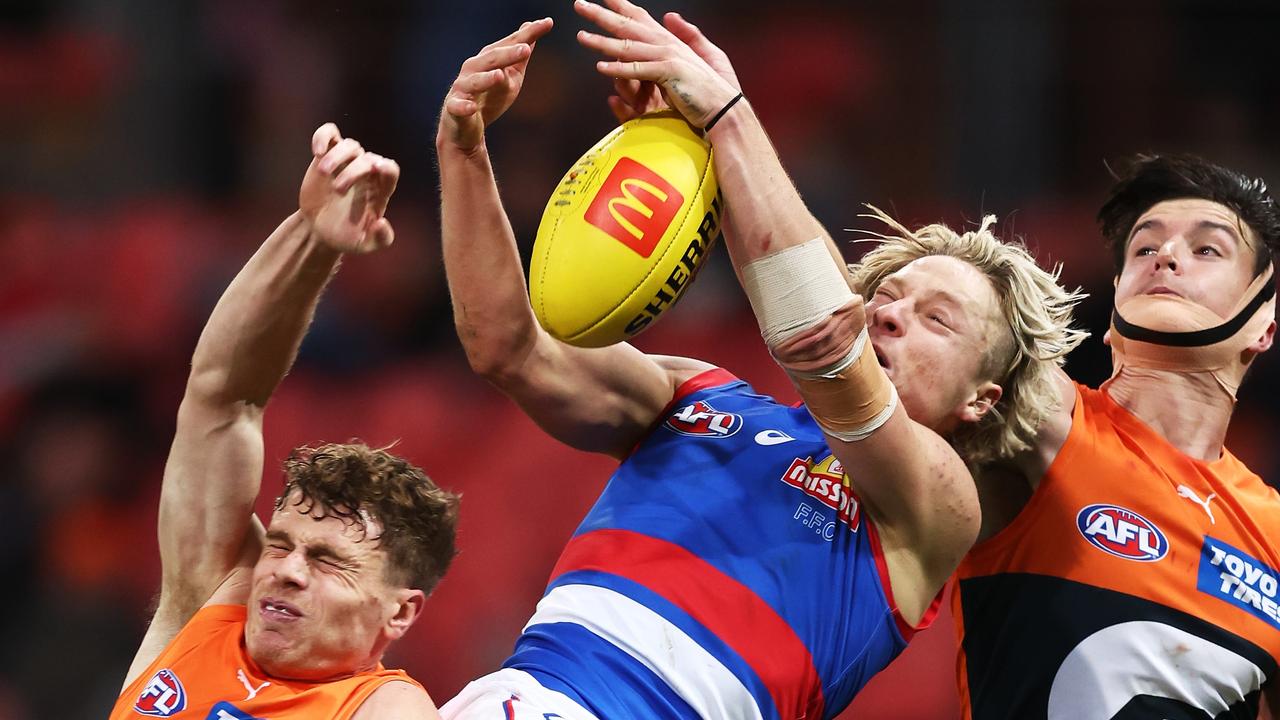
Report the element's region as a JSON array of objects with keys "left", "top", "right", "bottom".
[{"left": 443, "top": 97, "right": 486, "bottom": 149}]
